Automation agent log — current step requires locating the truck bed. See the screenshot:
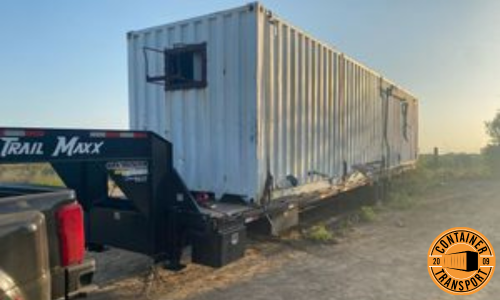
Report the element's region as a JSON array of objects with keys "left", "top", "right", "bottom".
[{"left": 0, "top": 184, "right": 95, "bottom": 300}]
